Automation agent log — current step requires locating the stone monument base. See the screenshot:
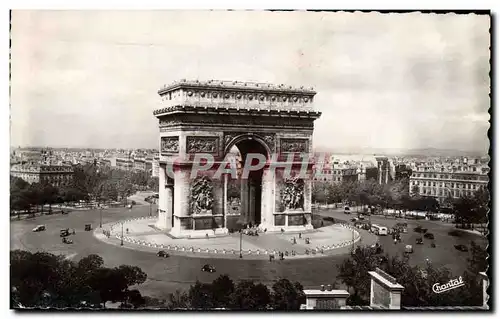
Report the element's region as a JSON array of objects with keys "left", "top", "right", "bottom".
[{"left": 169, "top": 227, "right": 229, "bottom": 239}]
